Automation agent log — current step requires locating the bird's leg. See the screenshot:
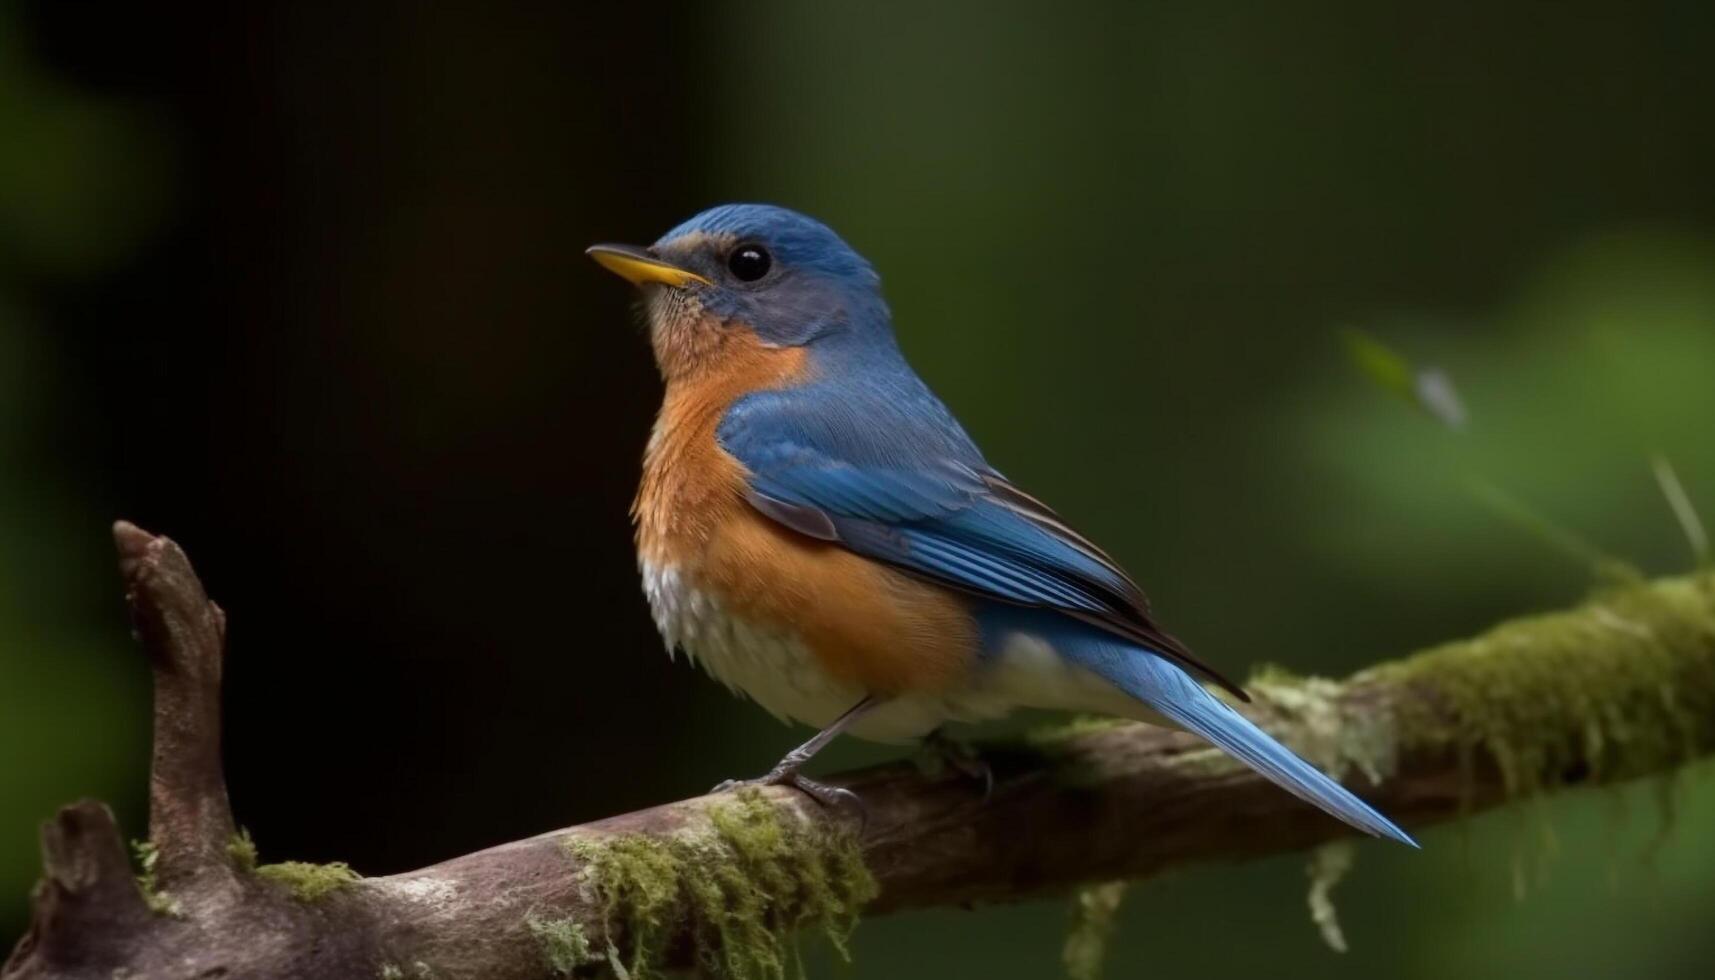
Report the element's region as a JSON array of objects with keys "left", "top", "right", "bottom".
[
  {"left": 713, "top": 697, "right": 878, "bottom": 815},
  {"left": 918, "top": 727, "right": 994, "bottom": 799}
]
